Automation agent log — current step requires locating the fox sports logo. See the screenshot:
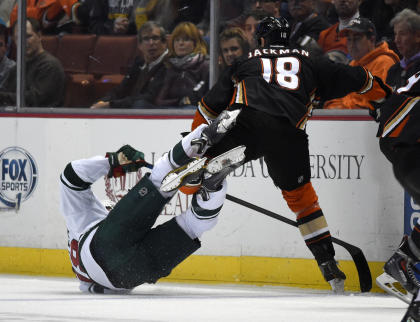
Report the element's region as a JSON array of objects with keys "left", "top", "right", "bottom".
[{"left": 0, "top": 147, "right": 38, "bottom": 209}]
